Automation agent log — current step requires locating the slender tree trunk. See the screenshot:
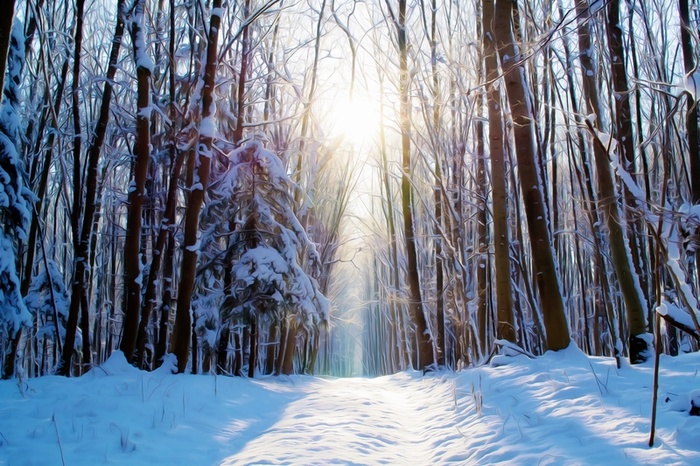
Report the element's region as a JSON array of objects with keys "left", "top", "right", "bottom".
[
  {"left": 426, "top": 0, "right": 446, "bottom": 367},
  {"left": 121, "top": 0, "right": 153, "bottom": 363},
  {"left": 680, "top": 0, "right": 700, "bottom": 204},
  {"left": 281, "top": 323, "right": 297, "bottom": 375},
  {"left": 607, "top": 0, "right": 648, "bottom": 290},
  {"left": 233, "top": 0, "right": 251, "bottom": 145},
  {"left": 484, "top": 0, "right": 515, "bottom": 345},
  {"left": 0, "top": 0, "right": 15, "bottom": 102},
  {"left": 494, "top": 0, "right": 570, "bottom": 351},
  {"left": 171, "top": 0, "right": 223, "bottom": 373},
  {"left": 396, "top": 0, "right": 435, "bottom": 370},
  {"left": 265, "top": 323, "right": 277, "bottom": 375},
  {"left": 248, "top": 317, "right": 257, "bottom": 377},
  {"left": 58, "top": 0, "right": 88, "bottom": 375},
  {"left": 135, "top": 0, "right": 182, "bottom": 367},
  {"left": 576, "top": 0, "right": 648, "bottom": 363}
]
